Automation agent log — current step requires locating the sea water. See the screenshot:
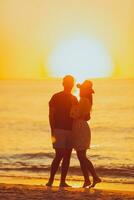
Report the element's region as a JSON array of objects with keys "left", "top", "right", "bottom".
[{"left": 0, "top": 79, "right": 134, "bottom": 184}]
